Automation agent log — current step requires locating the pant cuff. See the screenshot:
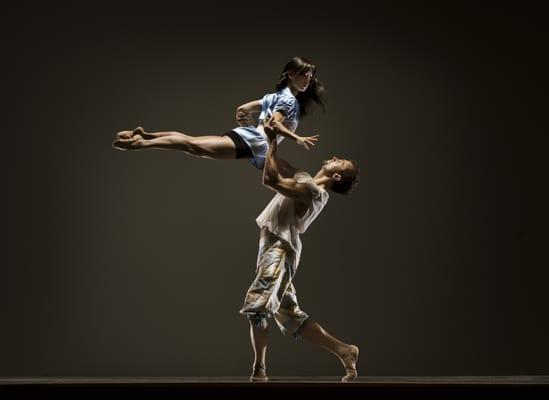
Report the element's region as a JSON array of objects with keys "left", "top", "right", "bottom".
[{"left": 292, "top": 317, "right": 309, "bottom": 340}]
